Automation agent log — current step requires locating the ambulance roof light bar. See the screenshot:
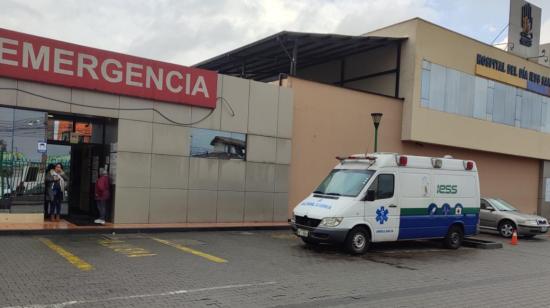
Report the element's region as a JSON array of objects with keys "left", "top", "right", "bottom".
[
  {"left": 336, "top": 154, "right": 377, "bottom": 162},
  {"left": 464, "top": 160, "right": 474, "bottom": 170}
]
